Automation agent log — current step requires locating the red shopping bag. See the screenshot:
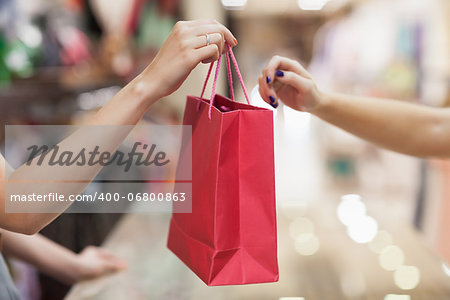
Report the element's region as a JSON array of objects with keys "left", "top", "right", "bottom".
[{"left": 167, "top": 45, "right": 278, "bottom": 286}]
